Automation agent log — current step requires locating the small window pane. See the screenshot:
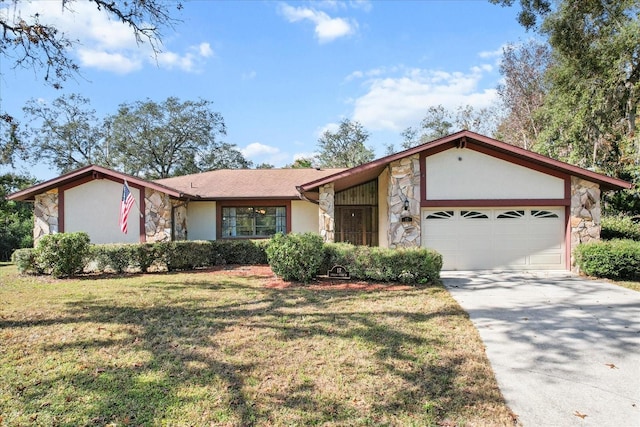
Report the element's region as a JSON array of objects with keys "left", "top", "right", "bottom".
[
  {"left": 497, "top": 210, "right": 525, "bottom": 219},
  {"left": 461, "top": 210, "right": 489, "bottom": 219},
  {"left": 426, "top": 211, "right": 454, "bottom": 219},
  {"left": 532, "top": 210, "right": 559, "bottom": 219}
]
